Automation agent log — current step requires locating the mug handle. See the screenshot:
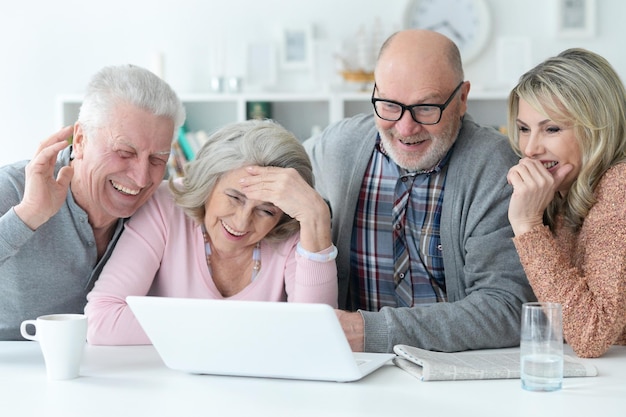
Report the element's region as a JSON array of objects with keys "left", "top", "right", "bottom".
[{"left": 20, "top": 320, "right": 38, "bottom": 341}]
